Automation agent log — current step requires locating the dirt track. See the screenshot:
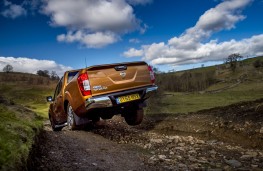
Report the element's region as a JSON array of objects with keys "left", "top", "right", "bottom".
[
  {"left": 29, "top": 124, "right": 151, "bottom": 171},
  {"left": 29, "top": 99, "right": 263, "bottom": 170}
]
